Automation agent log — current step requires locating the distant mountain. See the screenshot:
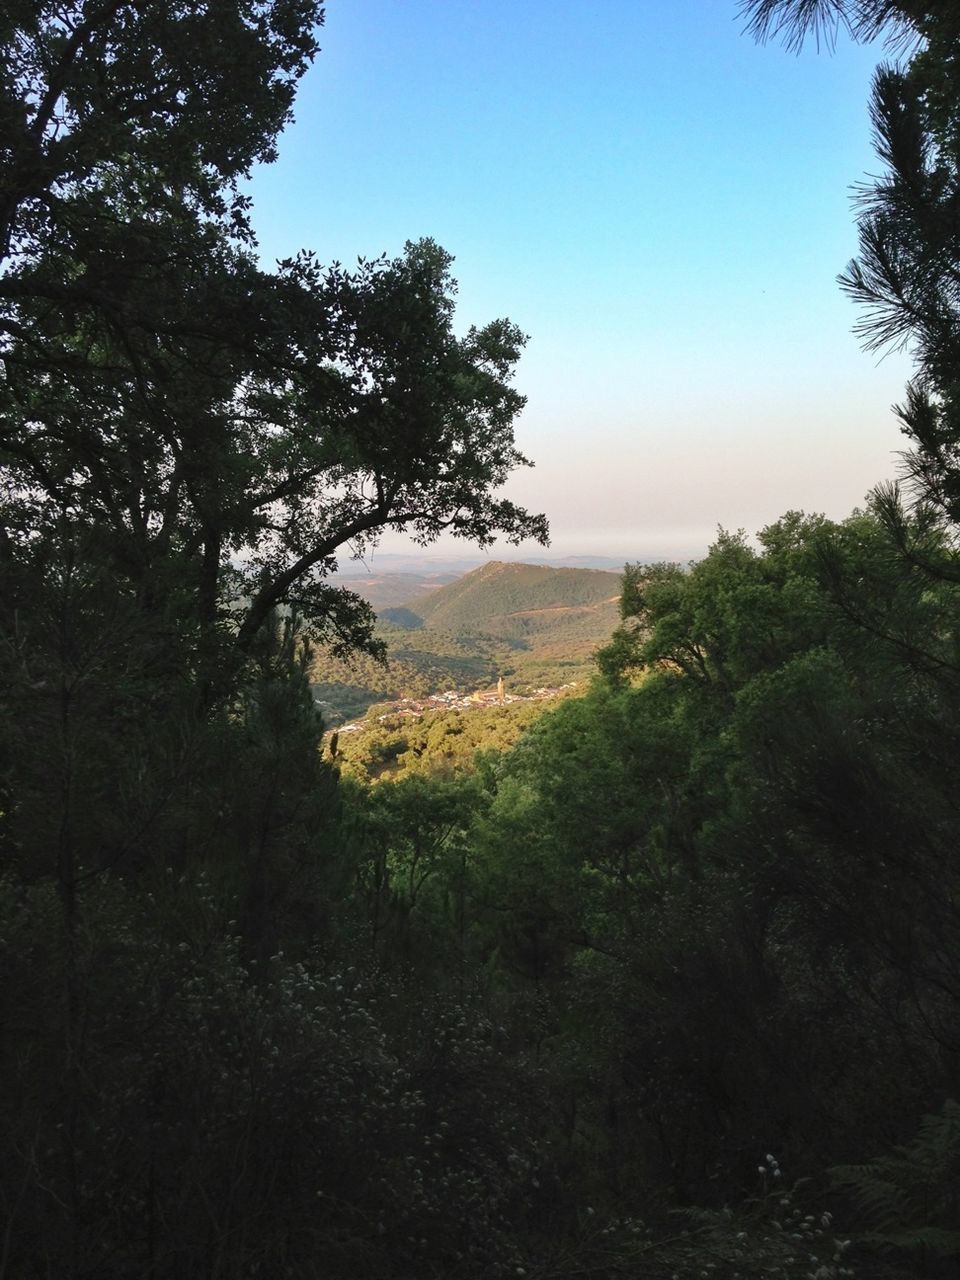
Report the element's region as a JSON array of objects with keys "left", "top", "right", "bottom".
[
  {"left": 394, "top": 561, "right": 622, "bottom": 647},
  {"left": 334, "top": 551, "right": 633, "bottom": 577},
  {"left": 538, "top": 555, "right": 628, "bottom": 569},
  {"left": 334, "top": 570, "right": 459, "bottom": 611}
]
